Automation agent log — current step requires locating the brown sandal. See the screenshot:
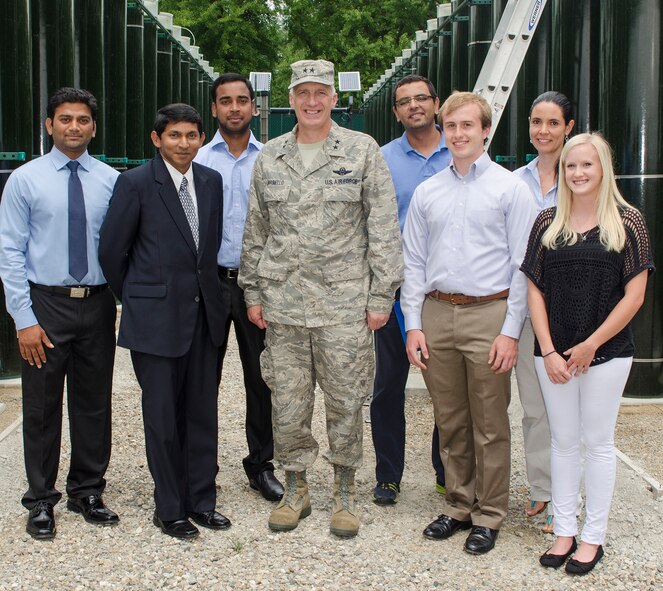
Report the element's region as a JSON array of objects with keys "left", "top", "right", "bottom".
[
  {"left": 542, "top": 514, "right": 554, "bottom": 534},
  {"left": 525, "top": 500, "right": 548, "bottom": 517}
]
